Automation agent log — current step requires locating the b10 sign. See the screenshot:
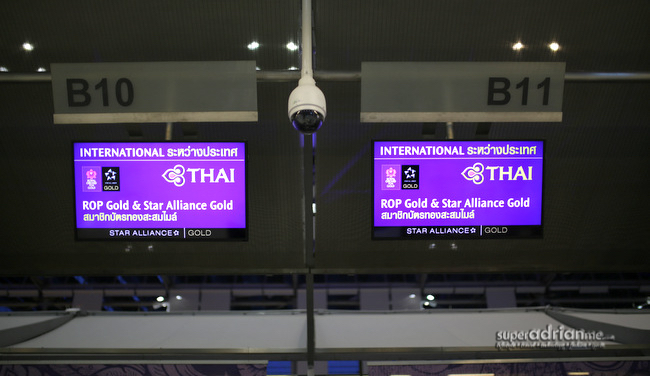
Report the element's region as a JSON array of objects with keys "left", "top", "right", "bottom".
[
  {"left": 373, "top": 140, "right": 544, "bottom": 239},
  {"left": 74, "top": 142, "right": 246, "bottom": 240}
]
